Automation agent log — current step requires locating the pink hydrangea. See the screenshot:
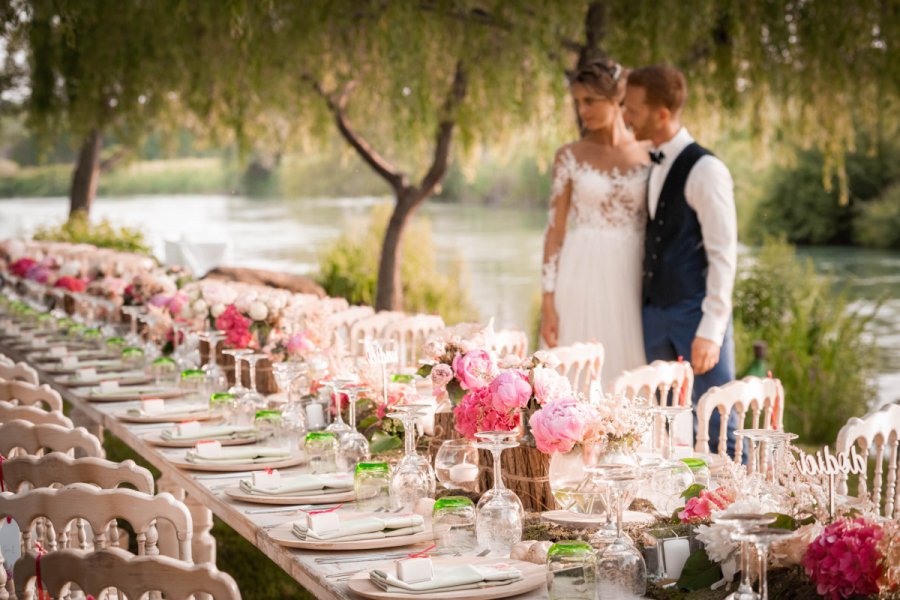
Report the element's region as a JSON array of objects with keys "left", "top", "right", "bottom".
[
  {"left": 430, "top": 363, "right": 454, "bottom": 389},
  {"left": 532, "top": 366, "right": 572, "bottom": 405},
  {"left": 215, "top": 304, "right": 254, "bottom": 349},
  {"left": 489, "top": 369, "right": 532, "bottom": 412},
  {"left": 453, "top": 387, "right": 519, "bottom": 439},
  {"left": 528, "top": 397, "right": 593, "bottom": 454},
  {"left": 678, "top": 487, "right": 736, "bottom": 523},
  {"left": 452, "top": 349, "right": 497, "bottom": 391},
  {"left": 803, "top": 517, "right": 884, "bottom": 600}
]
